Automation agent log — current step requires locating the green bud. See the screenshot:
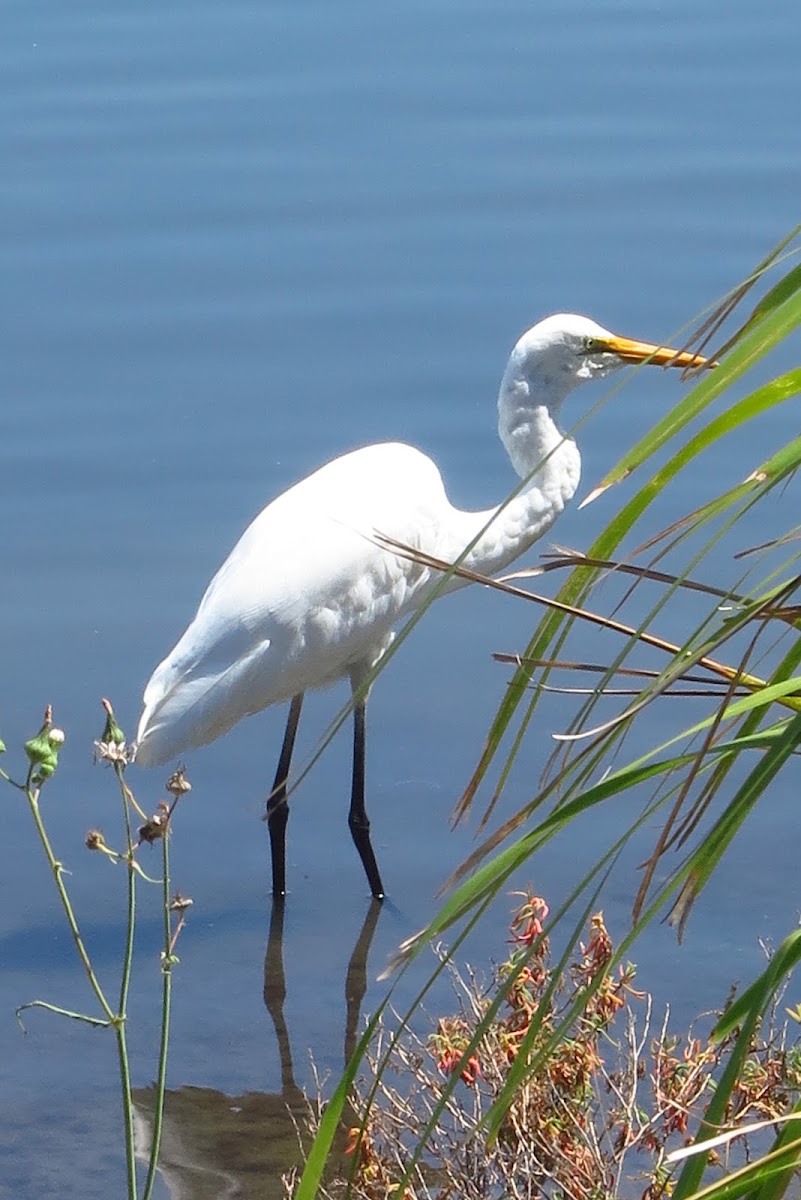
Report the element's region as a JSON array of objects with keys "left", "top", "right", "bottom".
[
  {"left": 100, "top": 698, "right": 126, "bottom": 746},
  {"left": 25, "top": 729, "right": 56, "bottom": 767},
  {"left": 25, "top": 711, "right": 64, "bottom": 783}
]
